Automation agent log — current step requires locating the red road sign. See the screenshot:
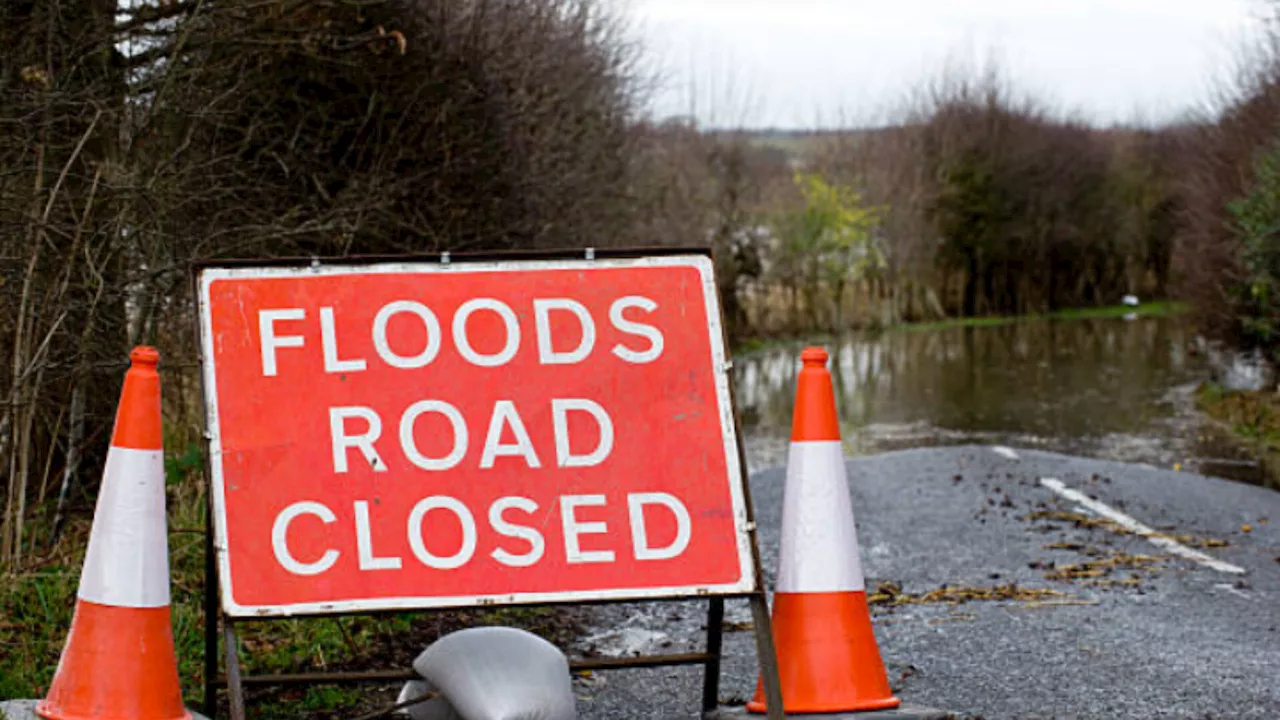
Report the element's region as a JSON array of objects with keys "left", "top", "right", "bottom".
[{"left": 197, "top": 255, "right": 754, "bottom": 616}]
